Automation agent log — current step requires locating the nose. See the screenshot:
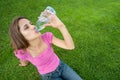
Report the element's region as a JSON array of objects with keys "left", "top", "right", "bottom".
[
  {"left": 30, "top": 25, "right": 36, "bottom": 30},
  {"left": 33, "top": 26, "right": 36, "bottom": 30}
]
